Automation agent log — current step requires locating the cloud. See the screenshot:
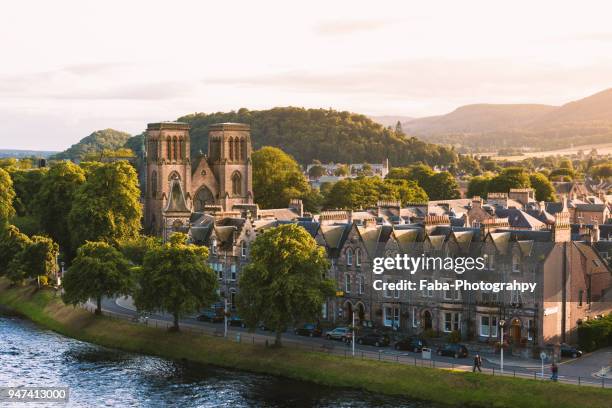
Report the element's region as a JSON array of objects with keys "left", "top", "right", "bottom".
[{"left": 314, "top": 19, "right": 391, "bottom": 36}]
